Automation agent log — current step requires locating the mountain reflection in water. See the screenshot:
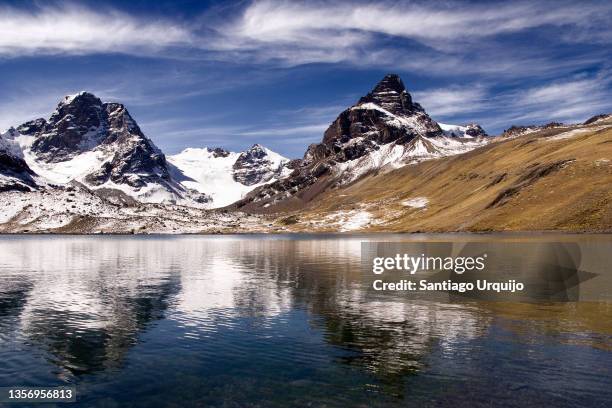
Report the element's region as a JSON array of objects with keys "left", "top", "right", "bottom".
[{"left": 0, "top": 235, "right": 610, "bottom": 407}]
